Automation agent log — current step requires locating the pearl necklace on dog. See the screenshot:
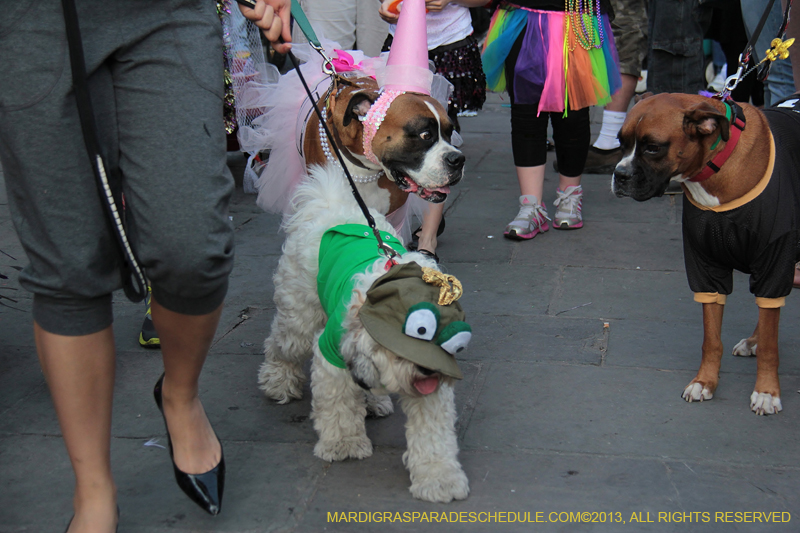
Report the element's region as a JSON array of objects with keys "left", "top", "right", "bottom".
[{"left": 319, "top": 107, "right": 384, "bottom": 184}]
